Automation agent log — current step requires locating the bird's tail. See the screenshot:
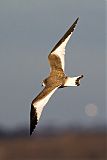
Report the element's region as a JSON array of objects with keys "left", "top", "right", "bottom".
[{"left": 64, "top": 75, "right": 83, "bottom": 87}]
